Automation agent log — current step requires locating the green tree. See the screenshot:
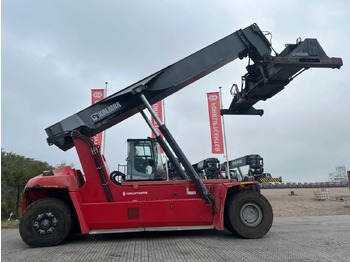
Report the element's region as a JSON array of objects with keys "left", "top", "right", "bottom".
[
  {"left": 1, "top": 149, "right": 77, "bottom": 219},
  {"left": 1, "top": 149, "right": 56, "bottom": 219},
  {"left": 55, "top": 161, "right": 75, "bottom": 169},
  {"left": 1, "top": 149, "right": 54, "bottom": 187}
]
